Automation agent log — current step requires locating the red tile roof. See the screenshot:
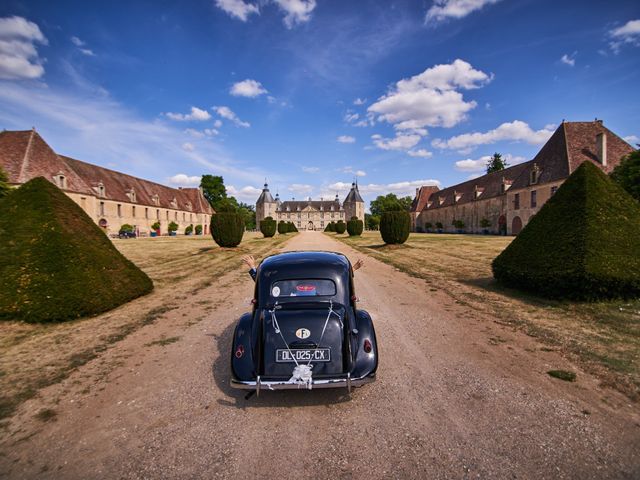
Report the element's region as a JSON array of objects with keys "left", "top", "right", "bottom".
[
  {"left": 421, "top": 121, "right": 634, "bottom": 212},
  {"left": 0, "top": 129, "right": 213, "bottom": 214},
  {"left": 410, "top": 185, "right": 439, "bottom": 212}
]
